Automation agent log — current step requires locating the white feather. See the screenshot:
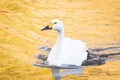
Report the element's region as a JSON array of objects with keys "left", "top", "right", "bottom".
[{"left": 47, "top": 20, "right": 88, "bottom": 66}]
